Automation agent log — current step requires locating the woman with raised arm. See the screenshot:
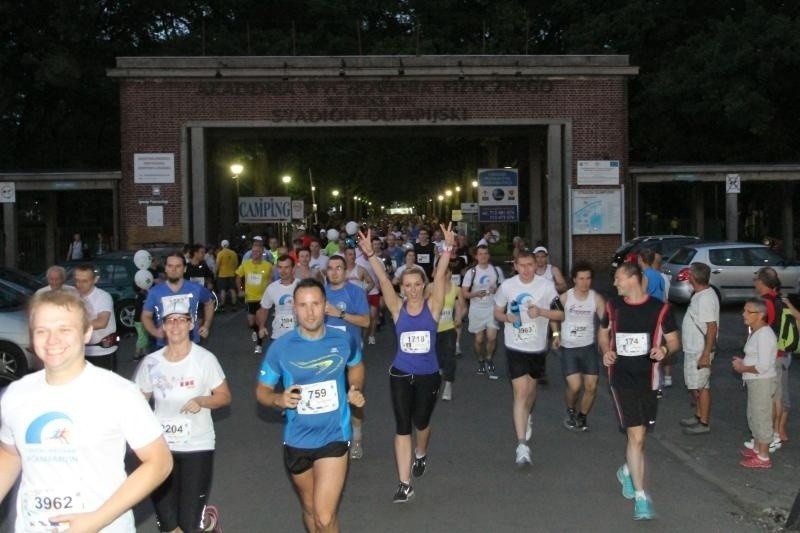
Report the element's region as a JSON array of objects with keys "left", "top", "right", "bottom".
[{"left": 358, "top": 222, "right": 455, "bottom": 504}]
